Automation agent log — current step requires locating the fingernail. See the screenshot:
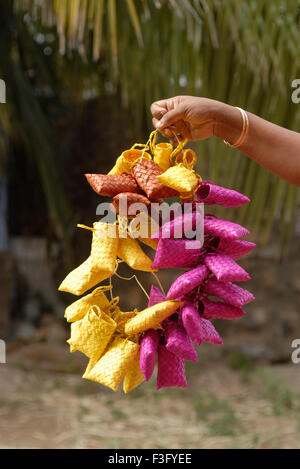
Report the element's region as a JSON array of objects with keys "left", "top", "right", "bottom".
[{"left": 156, "top": 120, "right": 163, "bottom": 129}]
